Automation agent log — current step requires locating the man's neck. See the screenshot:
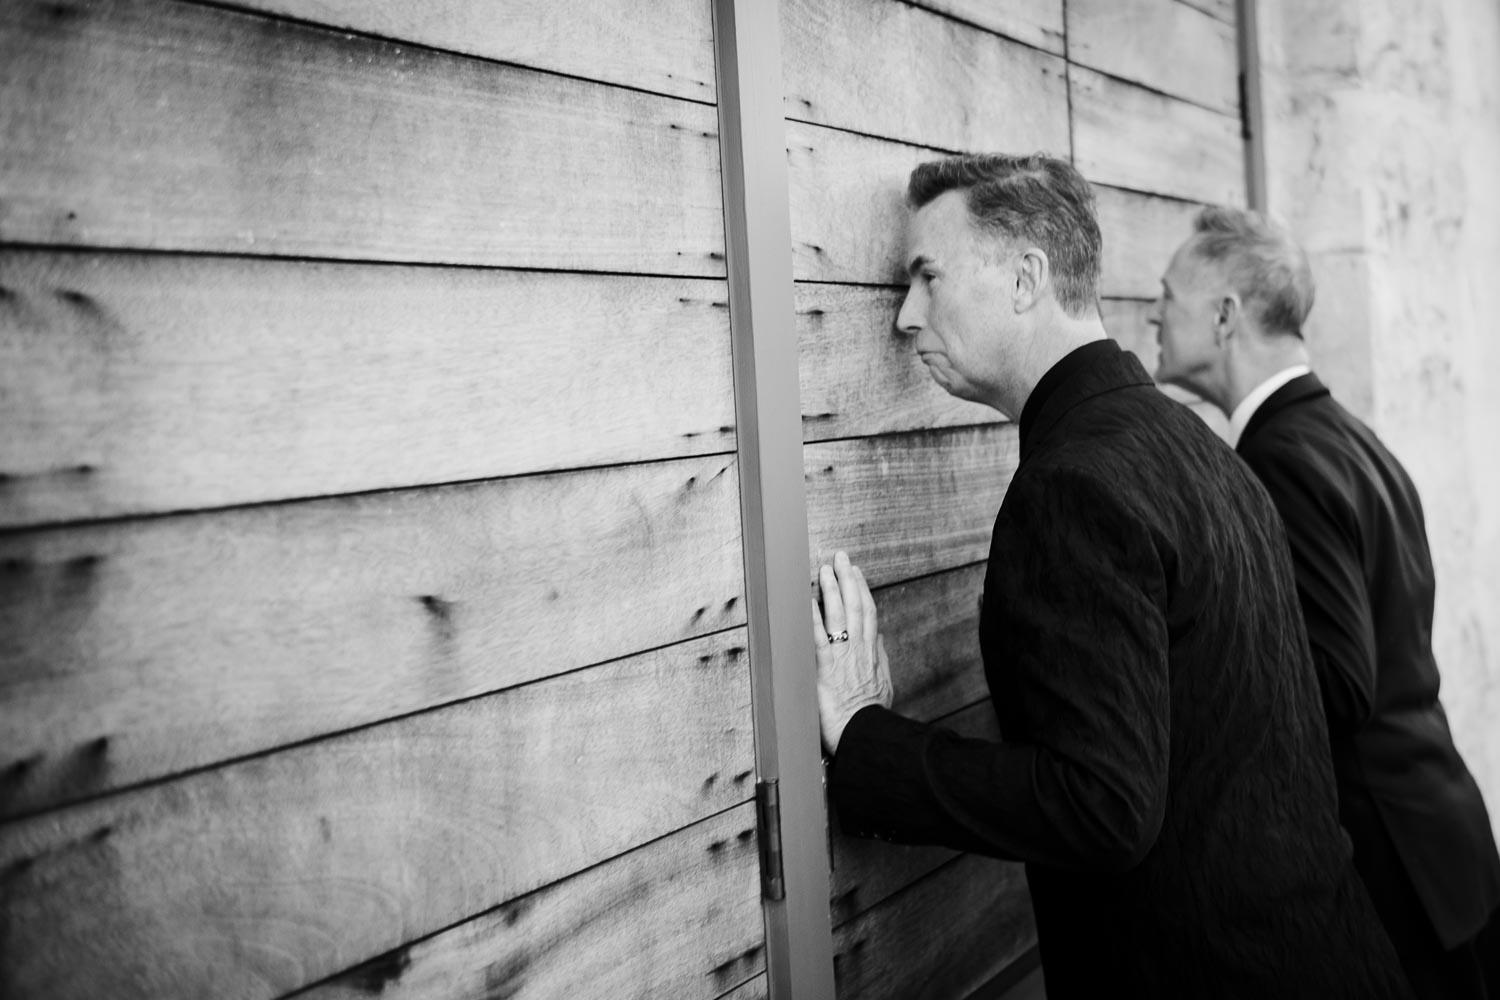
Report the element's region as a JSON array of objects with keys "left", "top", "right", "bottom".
[
  {"left": 1002, "top": 311, "right": 1110, "bottom": 418},
  {"left": 1223, "top": 338, "right": 1311, "bottom": 414}
]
